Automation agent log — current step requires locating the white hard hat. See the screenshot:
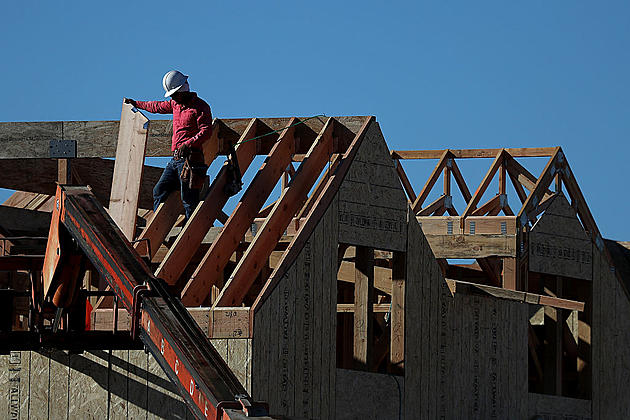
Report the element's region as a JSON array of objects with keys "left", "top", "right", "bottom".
[{"left": 162, "top": 70, "right": 189, "bottom": 98}]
